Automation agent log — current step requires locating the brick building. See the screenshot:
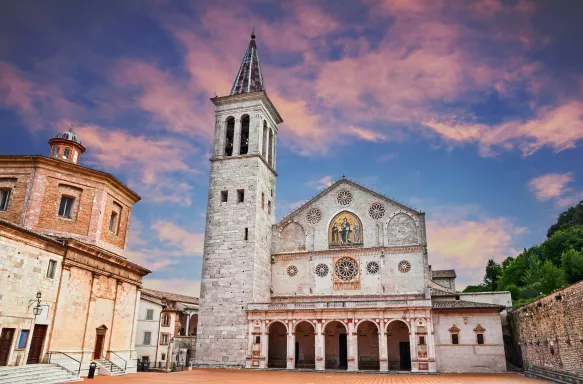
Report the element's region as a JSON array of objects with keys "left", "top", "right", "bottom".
[
  {"left": 194, "top": 33, "right": 510, "bottom": 373},
  {"left": 509, "top": 280, "right": 583, "bottom": 382},
  {"left": 0, "top": 128, "right": 150, "bottom": 377}
]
